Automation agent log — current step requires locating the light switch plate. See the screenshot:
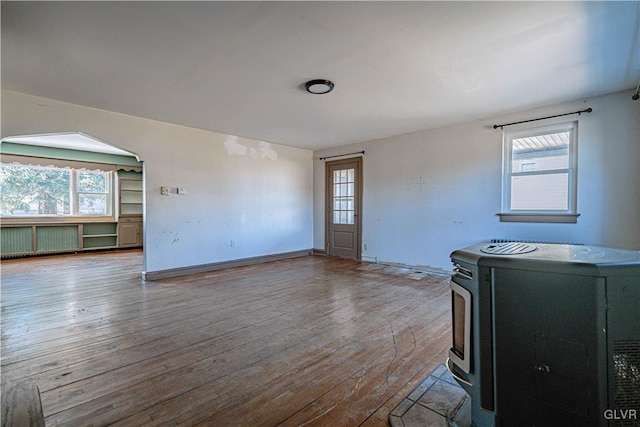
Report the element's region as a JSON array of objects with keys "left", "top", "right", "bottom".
[
  {"left": 177, "top": 187, "right": 187, "bottom": 195},
  {"left": 161, "top": 186, "right": 170, "bottom": 196}
]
